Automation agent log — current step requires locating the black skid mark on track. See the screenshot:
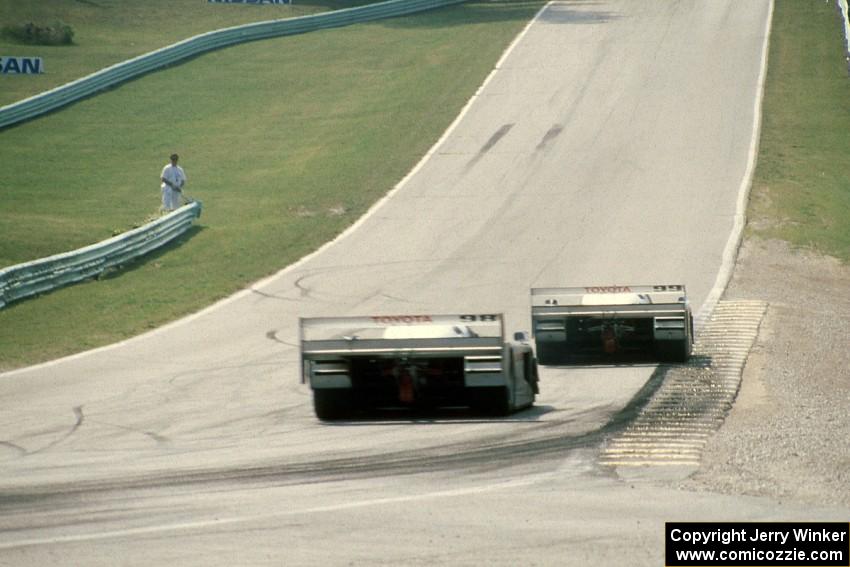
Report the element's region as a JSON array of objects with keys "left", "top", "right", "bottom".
[
  {"left": 88, "top": 420, "right": 170, "bottom": 445},
  {"left": 28, "top": 406, "right": 84, "bottom": 455},
  {"left": 0, "top": 378, "right": 667, "bottom": 506},
  {"left": 294, "top": 272, "right": 339, "bottom": 303},
  {"left": 378, "top": 292, "right": 414, "bottom": 304},
  {"left": 466, "top": 123, "right": 514, "bottom": 169},
  {"left": 479, "top": 124, "right": 514, "bottom": 153},
  {"left": 294, "top": 274, "right": 314, "bottom": 299},
  {"left": 0, "top": 363, "right": 671, "bottom": 507},
  {"left": 350, "top": 290, "right": 417, "bottom": 312},
  {"left": 0, "top": 441, "right": 27, "bottom": 456},
  {"left": 266, "top": 330, "right": 299, "bottom": 348},
  {"left": 536, "top": 124, "right": 564, "bottom": 150},
  {"left": 250, "top": 288, "right": 302, "bottom": 302}
]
